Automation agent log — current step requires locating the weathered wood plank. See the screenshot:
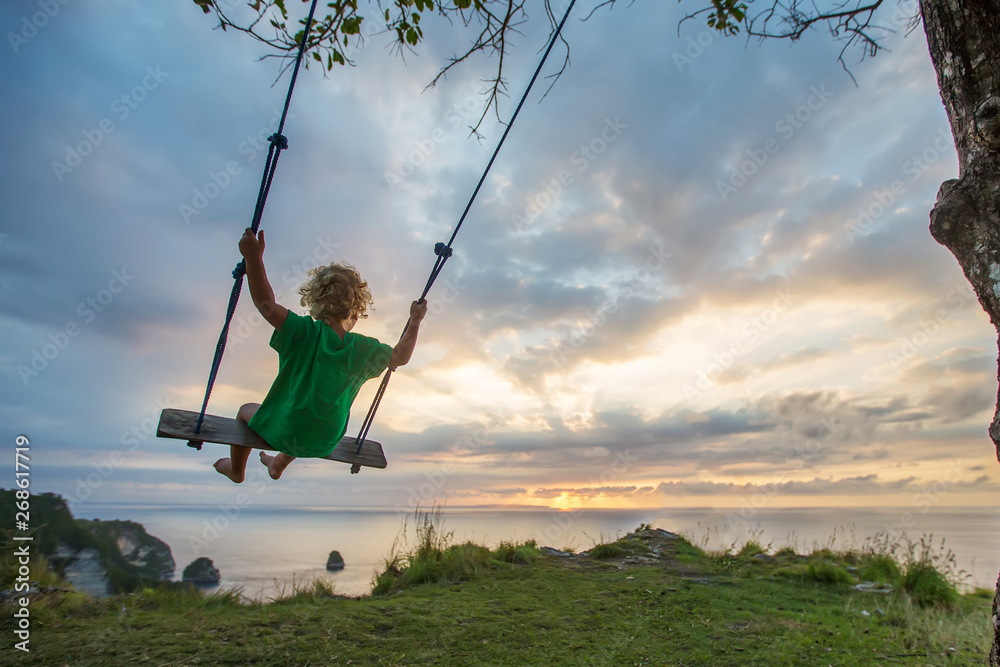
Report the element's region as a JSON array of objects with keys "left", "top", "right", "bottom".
[{"left": 156, "top": 409, "right": 387, "bottom": 469}]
